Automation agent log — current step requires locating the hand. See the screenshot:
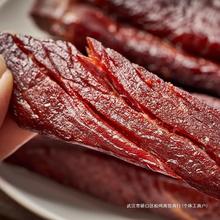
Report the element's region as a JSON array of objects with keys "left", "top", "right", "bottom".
[
  {"left": 0, "top": 55, "right": 13, "bottom": 127},
  {"left": 0, "top": 55, "right": 36, "bottom": 160}
]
